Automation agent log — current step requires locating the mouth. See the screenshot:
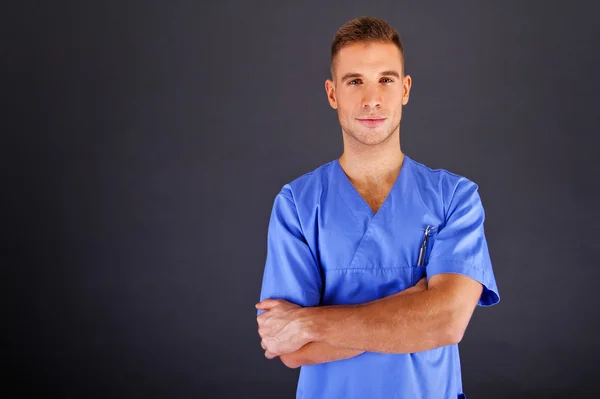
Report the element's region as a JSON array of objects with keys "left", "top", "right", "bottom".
[{"left": 356, "top": 117, "right": 386, "bottom": 128}]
